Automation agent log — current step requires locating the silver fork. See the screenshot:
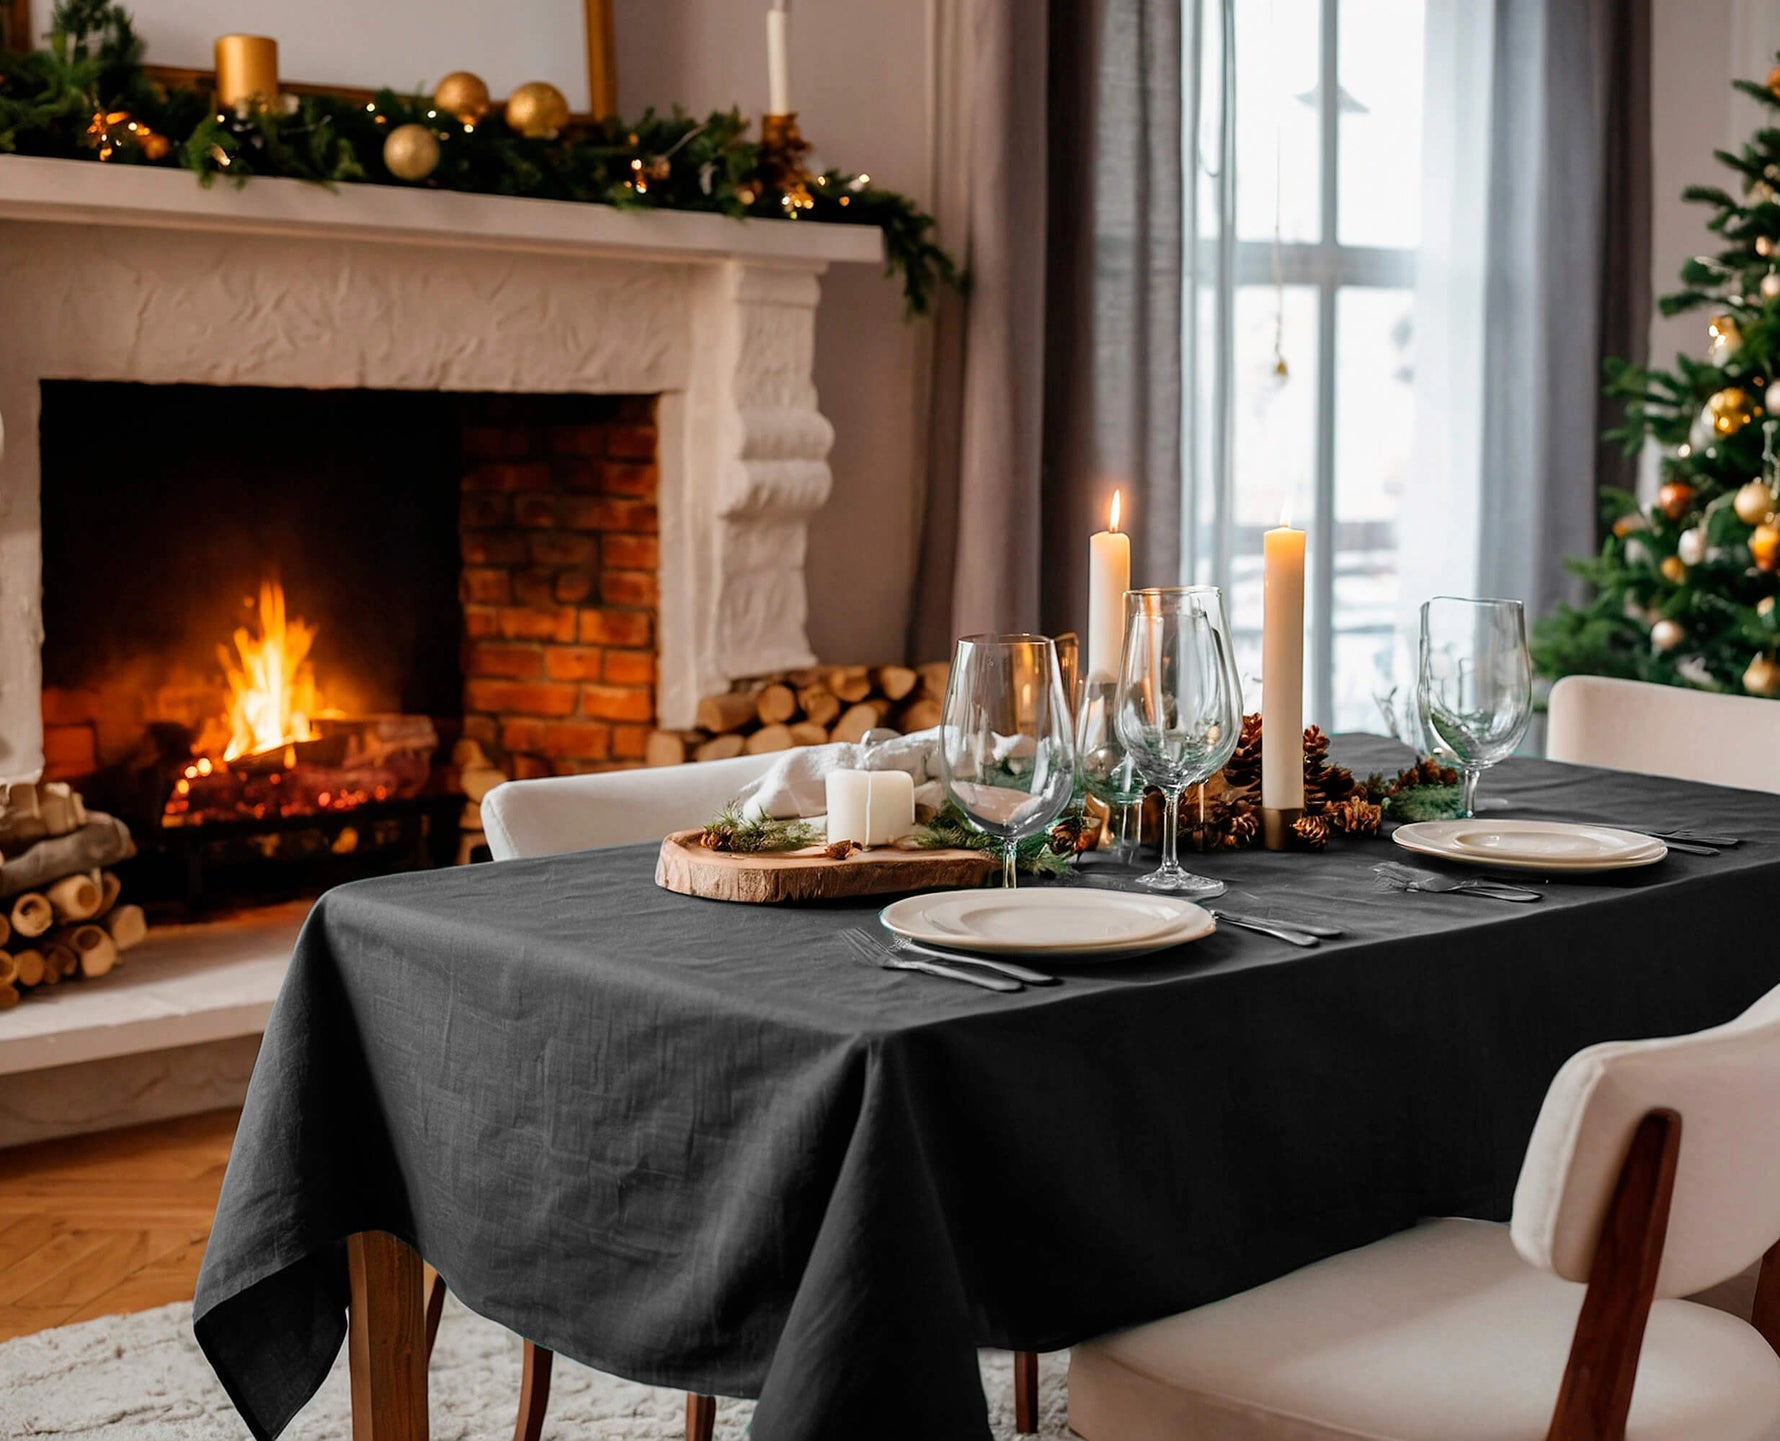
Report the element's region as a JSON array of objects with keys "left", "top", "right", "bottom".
[
  {"left": 838, "top": 928, "right": 1023, "bottom": 992},
  {"left": 883, "top": 935, "right": 1060, "bottom": 984},
  {"left": 1373, "top": 861, "right": 1543, "bottom": 903}
]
